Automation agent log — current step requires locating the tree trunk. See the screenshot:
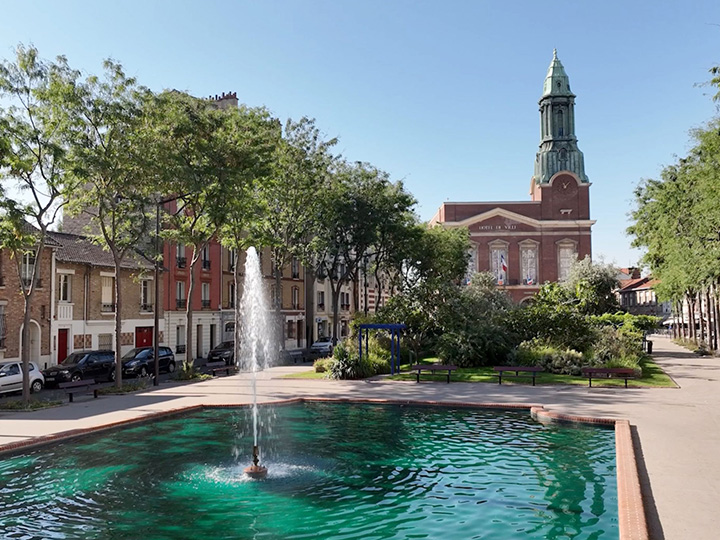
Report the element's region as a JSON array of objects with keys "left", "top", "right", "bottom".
[
  {"left": 705, "top": 289, "right": 713, "bottom": 349},
  {"left": 234, "top": 257, "right": 242, "bottom": 369},
  {"left": 185, "top": 251, "right": 198, "bottom": 370},
  {"left": 699, "top": 289, "right": 706, "bottom": 344},
  {"left": 21, "top": 295, "right": 32, "bottom": 403},
  {"left": 330, "top": 284, "right": 341, "bottom": 344},
  {"left": 113, "top": 252, "right": 124, "bottom": 388},
  {"left": 273, "top": 256, "right": 285, "bottom": 351}
]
